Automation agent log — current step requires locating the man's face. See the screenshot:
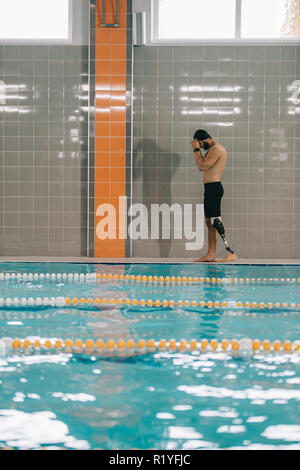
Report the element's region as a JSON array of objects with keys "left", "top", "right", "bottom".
[{"left": 200, "top": 139, "right": 210, "bottom": 150}]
